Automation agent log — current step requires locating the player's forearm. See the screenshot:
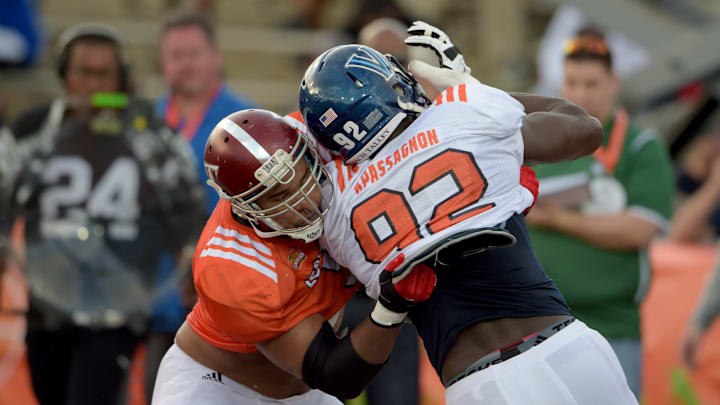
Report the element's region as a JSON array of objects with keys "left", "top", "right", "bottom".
[
  {"left": 668, "top": 181, "right": 720, "bottom": 242},
  {"left": 350, "top": 317, "right": 402, "bottom": 364},
  {"left": 549, "top": 210, "right": 659, "bottom": 251},
  {"left": 300, "top": 320, "right": 399, "bottom": 399},
  {"left": 510, "top": 93, "right": 603, "bottom": 164}
]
